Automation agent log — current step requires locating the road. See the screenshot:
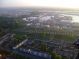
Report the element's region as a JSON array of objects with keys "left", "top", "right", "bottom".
[
  {"left": 0, "top": 33, "right": 11, "bottom": 45},
  {"left": 13, "top": 39, "right": 28, "bottom": 49}
]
